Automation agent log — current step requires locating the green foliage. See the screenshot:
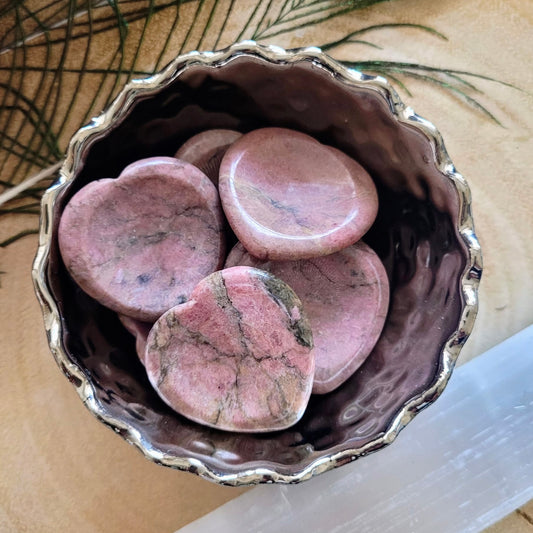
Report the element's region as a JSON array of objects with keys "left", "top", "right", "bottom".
[{"left": 0, "top": 0, "right": 519, "bottom": 246}]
